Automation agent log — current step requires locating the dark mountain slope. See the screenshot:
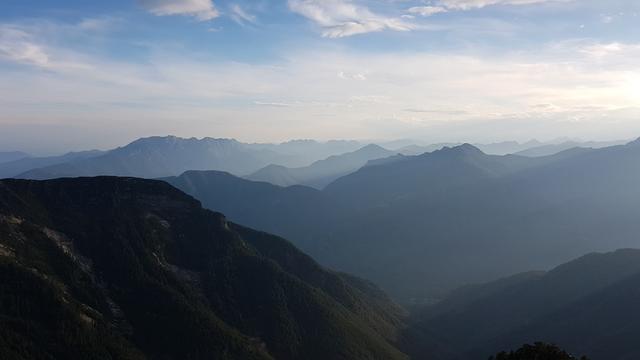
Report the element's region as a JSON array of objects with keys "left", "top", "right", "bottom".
[
  {"left": 0, "top": 177, "right": 407, "bottom": 360},
  {"left": 409, "top": 249, "right": 640, "bottom": 360},
  {"left": 248, "top": 144, "right": 396, "bottom": 189},
  {"left": 164, "top": 170, "right": 333, "bottom": 256}
]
